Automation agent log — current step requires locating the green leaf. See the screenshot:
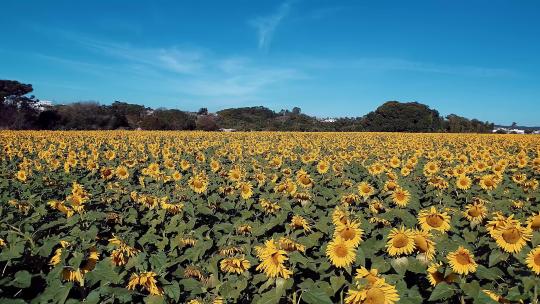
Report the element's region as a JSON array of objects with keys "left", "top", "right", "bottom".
[
  {"left": 488, "top": 250, "right": 508, "bottom": 267},
  {"left": 475, "top": 265, "right": 503, "bottom": 281},
  {"left": 428, "top": 283, "right": 454, "bottom": 301},
  {"left": 301, "top": 288, "right": 333, "bottom": 304},
  {"left": 460, "top": 280, "right": 480, "bottom": 298},
  {"left": 11, "top": 270, "right": 32, "bottom": 288},
  {"left": 255, "top": 290, "right": 281, "bottom": 304},
  {"left": 163, "top": 281, "right": 181, "bottom": 302},
  {"left": 330, "top": 276, "right": 346, "bottom": 294},
  {"left": 85, "top": 259, "right": 121, "bottom": 285}
]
